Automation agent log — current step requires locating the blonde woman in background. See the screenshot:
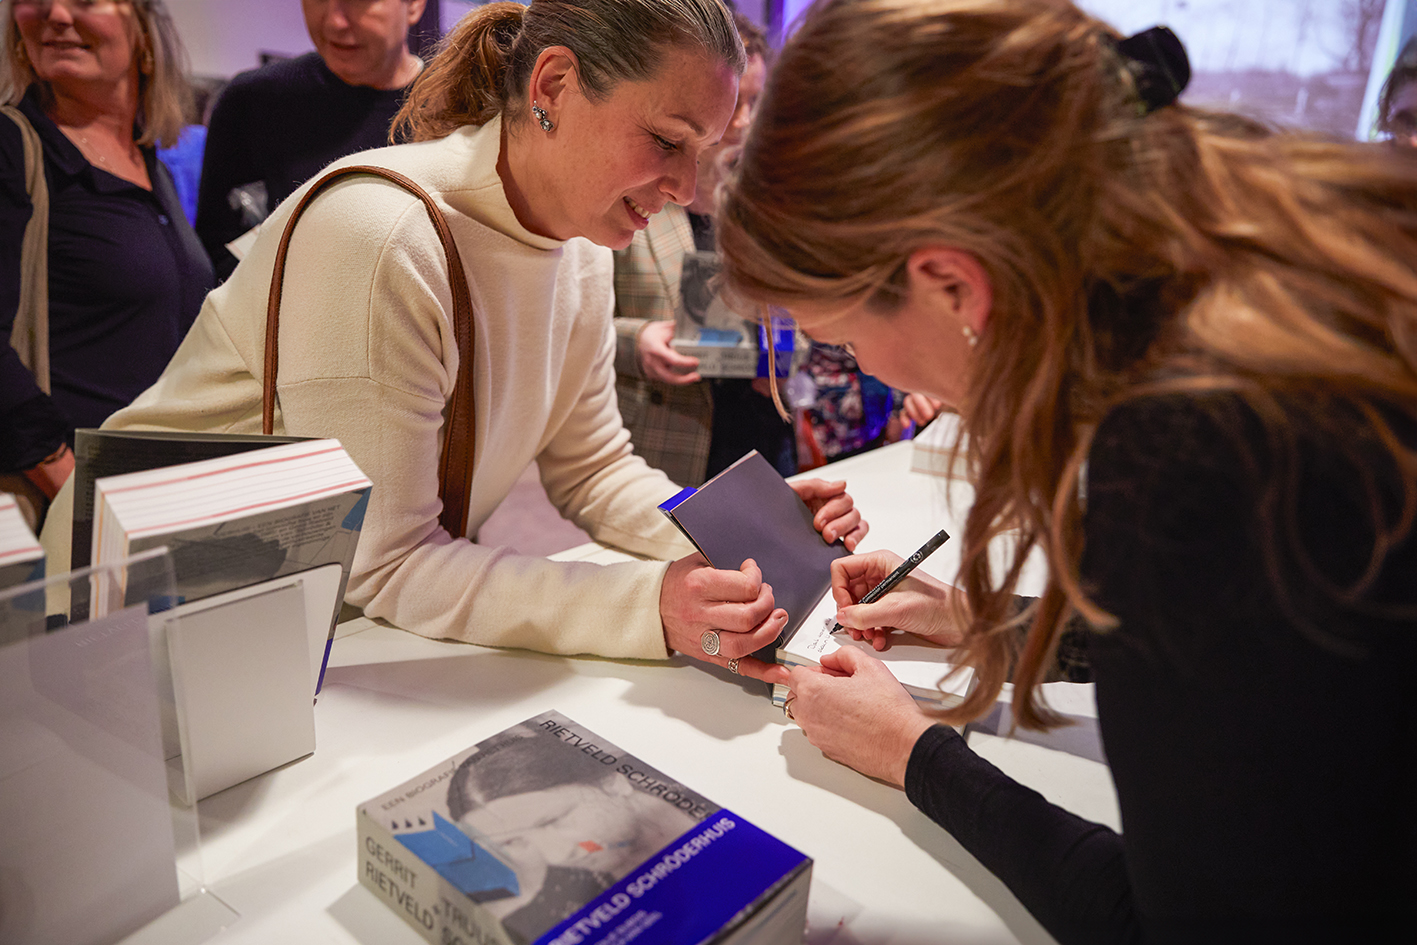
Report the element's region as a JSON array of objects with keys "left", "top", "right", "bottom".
[
  {"left": 719, "top": 0, "right": 1416, "bottom": 939},
  {"left": 1, "top": 0, "right": 211, "bottom": 527}
]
